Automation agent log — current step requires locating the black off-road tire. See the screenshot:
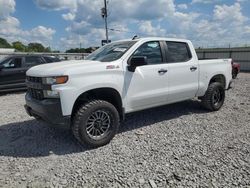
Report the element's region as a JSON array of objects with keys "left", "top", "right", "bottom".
[
  {"left": 72, "top": 100, "right": 120, "bottom": 147},
  {"left": 201, "top": 82, "right": 225, "bottom": 111}
]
